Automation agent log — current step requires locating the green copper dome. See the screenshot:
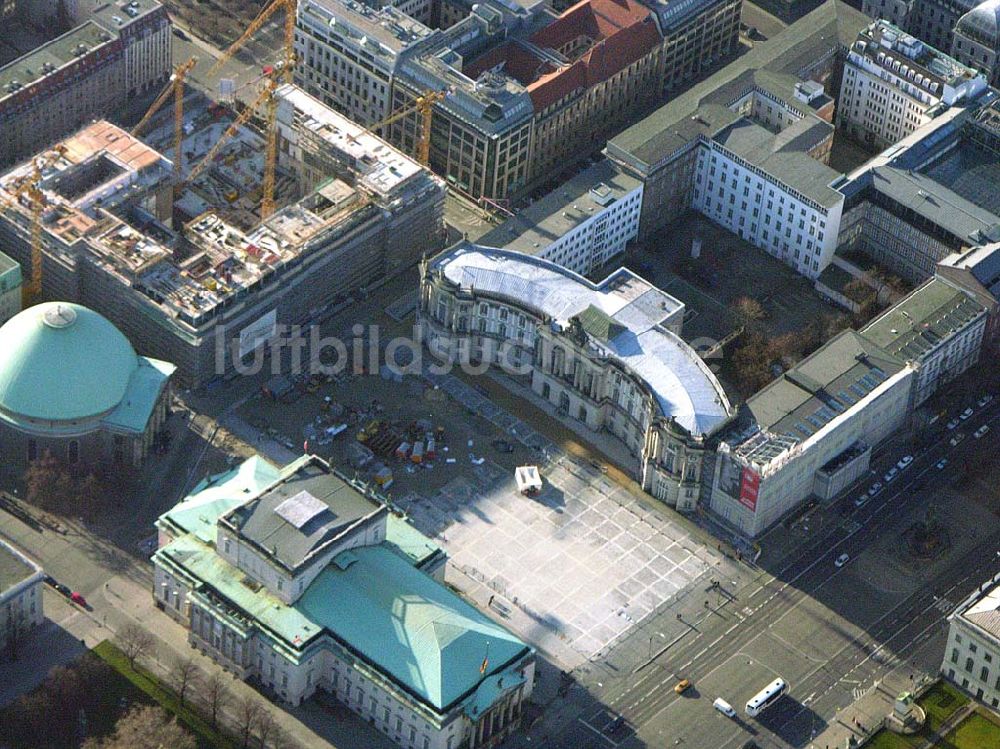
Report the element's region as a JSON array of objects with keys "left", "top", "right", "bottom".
[{"left": 0, "top": 302, "right": 139, "bottom": 422}]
